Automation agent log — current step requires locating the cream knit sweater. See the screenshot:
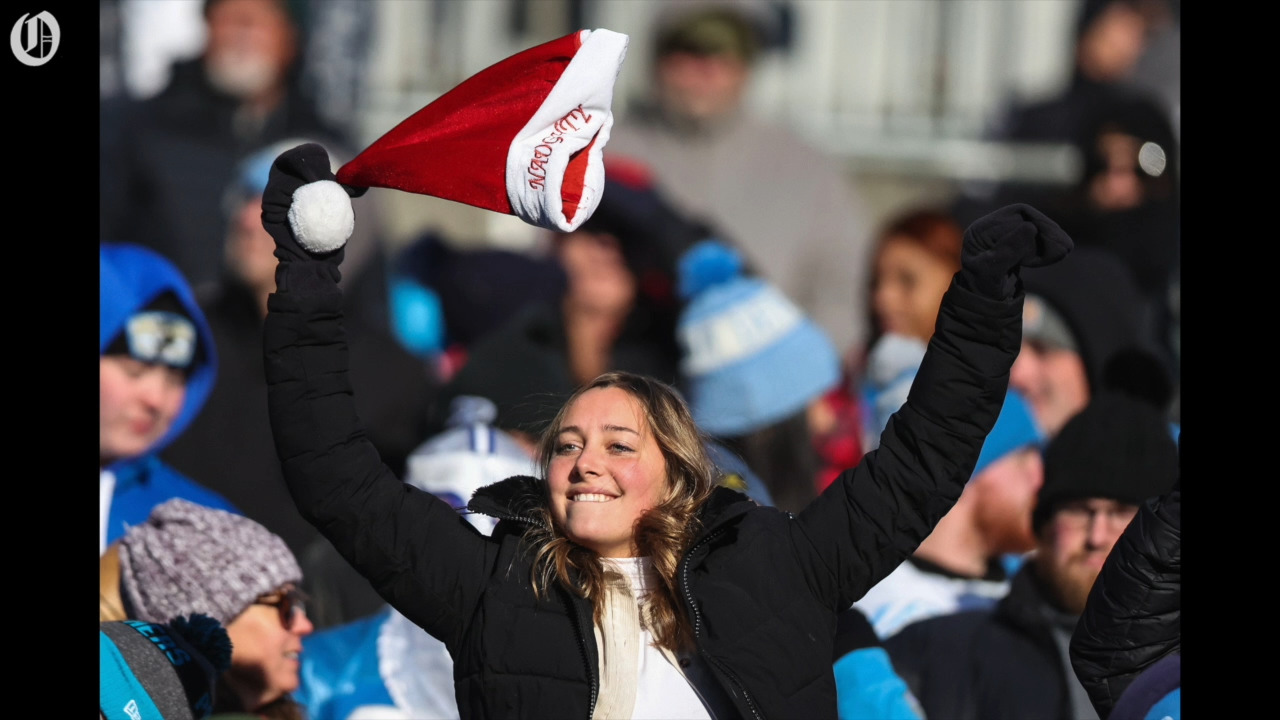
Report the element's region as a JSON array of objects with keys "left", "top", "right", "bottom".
[{"left": 592, "top": 558, "right": 712, "bottom": 720}]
